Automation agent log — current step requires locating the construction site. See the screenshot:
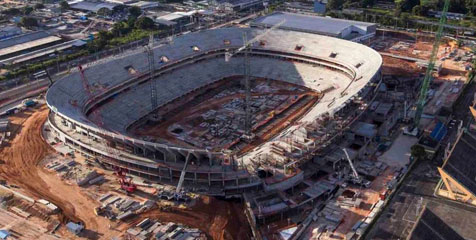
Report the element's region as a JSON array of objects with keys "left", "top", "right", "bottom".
[
  {"left": 0, "top": 5, "right": 474, "bottom": 240},
  {"left": 130, "top": 76, "right": 320, "bottom": 152}
]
